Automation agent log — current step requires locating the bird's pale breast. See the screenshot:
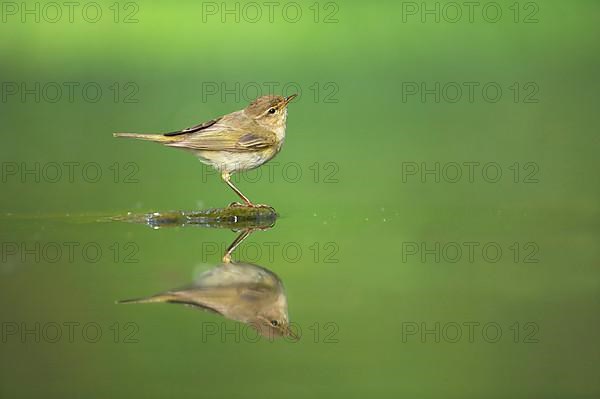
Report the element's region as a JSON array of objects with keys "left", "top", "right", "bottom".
[{"left": 195, "top": 146, "right": 280, "bottom": 174}]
